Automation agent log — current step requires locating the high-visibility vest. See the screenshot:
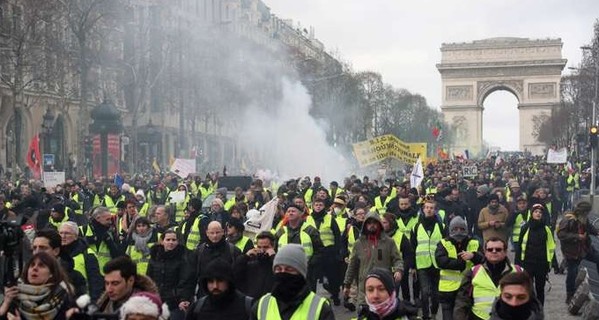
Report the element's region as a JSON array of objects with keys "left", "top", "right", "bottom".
[
  {"left": 567, "top": 173, "right": 580, "bottom": 192},
  {"left": 306, "top": 214, "right": 335, "bottom": 247},
  {"left": 49, "top": 208, "right": 71, "bottom": 229},
  {"left": 511, "top": 210, "right": 530, "bottom": 242},
  {"left": 199, "top": 184, "right": 215, "bottom": 201},
  {"left": 437, "top": 209, "right": 446, "bottom": 222},
  {"left": 257, "top": 292, "right": 326, "bottom": 320},
  {"left": 396, "top": 215, "right": 418, "bottom": 239},
  {"left": 438, "top": 239, "right": 479, "bottom": 292},
  {"left": 126, "top": 241, "right": 155, "bottom": 275},
  {"left": 138, "top": 202, "right": 150, "bottom": 217},
  {"left": 234, "top": 236, "right": 251, "bottom": 252},
  {"left": 347, "top": 227, "right": 358, "bottom": 255},
  {"left": 426, "top": 187, "right": 437, "bottom": 195},
  {"left": 520, "top": 225, "right": 555, "bottom": 268},
  {"left": 389, "top": 230, "right": 404, "bottom": 254},
  {"left": 415, "top": 222, "right": 443, "bottom": 269},
  {"left": 80, "top": 226, "right": 113, "bottom": 273},
  {"left": 72, "top": 248, "right": 98, "bottom": 280},
  {"left": 71, "top": 193, "right": 84, "bottom": 216},
  {"left": 181, "top": 216, "right": 203, "bottom": 250},
  {"left": 374, "top": 196, "right": 393, "bottom": 214},
  {"left": 278, "top": 224, "right": 314, "bottom": 258},
  {"left": 304, "top": 189, "right": 314, "bottom": 206},
  {"left": 104, "top": 194, "right": 125, "bottom": 214},
  {"left": 471, "top": 264, "right": 521, "bottom": 320},
  {"left": 170, "top": 192, "right": 190, "bottom": 222}
]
